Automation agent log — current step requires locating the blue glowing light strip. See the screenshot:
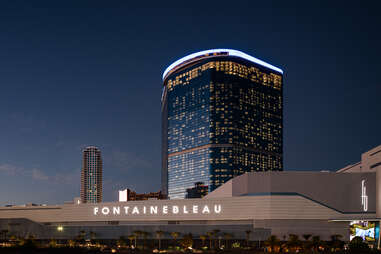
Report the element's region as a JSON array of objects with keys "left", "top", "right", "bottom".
[{"left": 162, "top": 49, "right": 283, "bottom": 80}]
